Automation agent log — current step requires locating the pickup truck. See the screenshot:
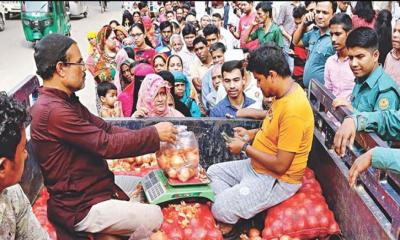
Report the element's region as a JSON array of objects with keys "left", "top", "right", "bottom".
[{"left": 9, "top": 75, "right": 400, "bottom": 240}]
